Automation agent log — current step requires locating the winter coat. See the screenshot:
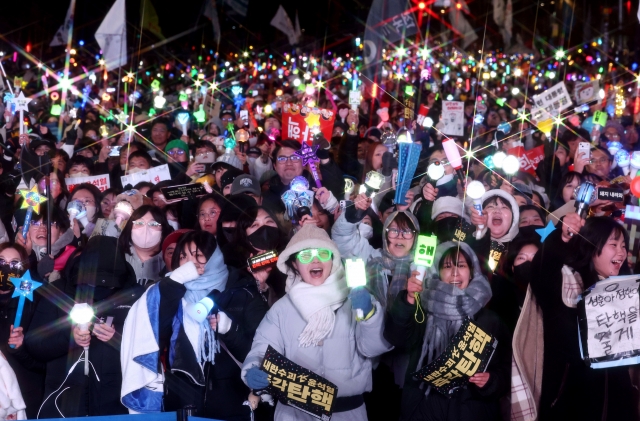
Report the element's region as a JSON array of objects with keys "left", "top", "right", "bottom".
[
  {"left": 24, "top": 276, "right": 143, "bottom": 418},
  {"left": 242, "top": 295, "right": 392, "bottom": 421},
  {"left": 528, "top": 228, "right": 635, "bottom": 420},
  {"left": 160, "top": 268, "right": 268, "bottom": 421}
]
